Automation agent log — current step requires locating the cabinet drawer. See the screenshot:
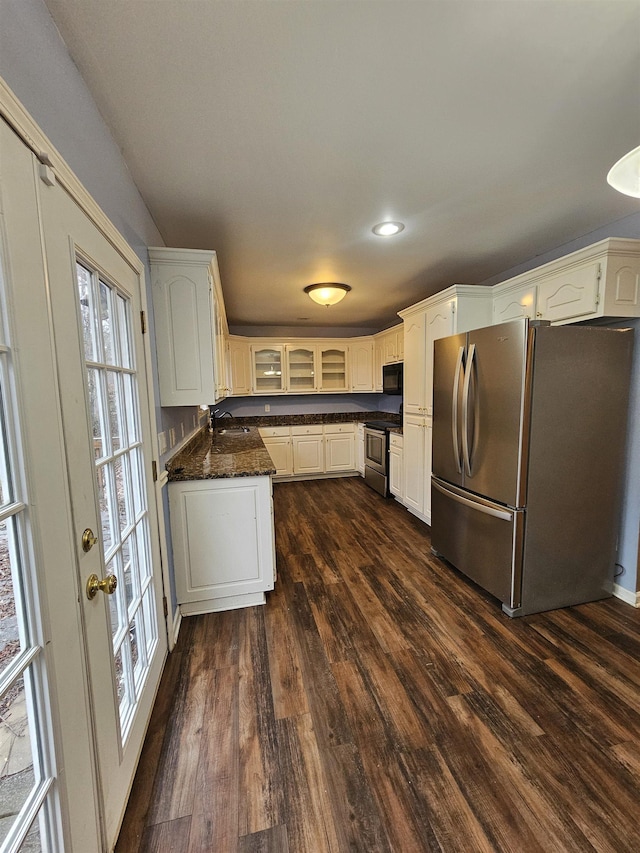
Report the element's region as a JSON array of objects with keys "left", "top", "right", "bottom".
[
  {"left": 259, "top": 426, "right": 290, "bottom": 438},
  {"left": 324, "top": 423, "right": 355, "bottom": 434},
  {"left": 291, "top": 424, "right": 323, "bottom": 435},
  {"left": 390, "top": 432, "right": 403, "bottom": 448}
]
